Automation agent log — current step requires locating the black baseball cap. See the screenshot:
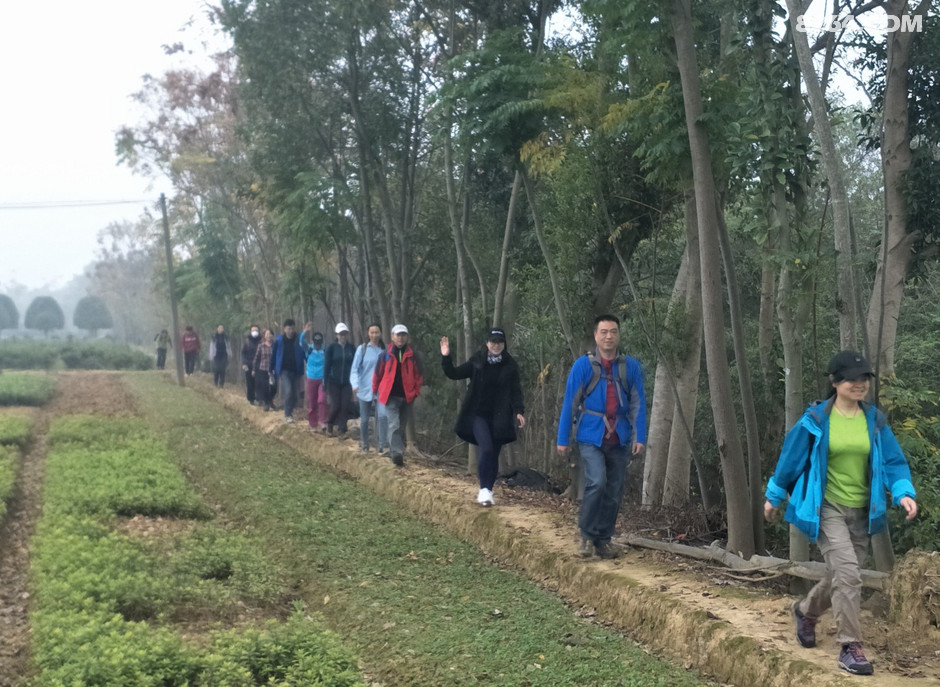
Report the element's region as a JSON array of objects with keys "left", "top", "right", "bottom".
[
  {"left": 487, "top": 328, "right": 506, "bottom": 343},
  {"left": 827, "top": 350, "right": 873, "bottom": 381}
]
